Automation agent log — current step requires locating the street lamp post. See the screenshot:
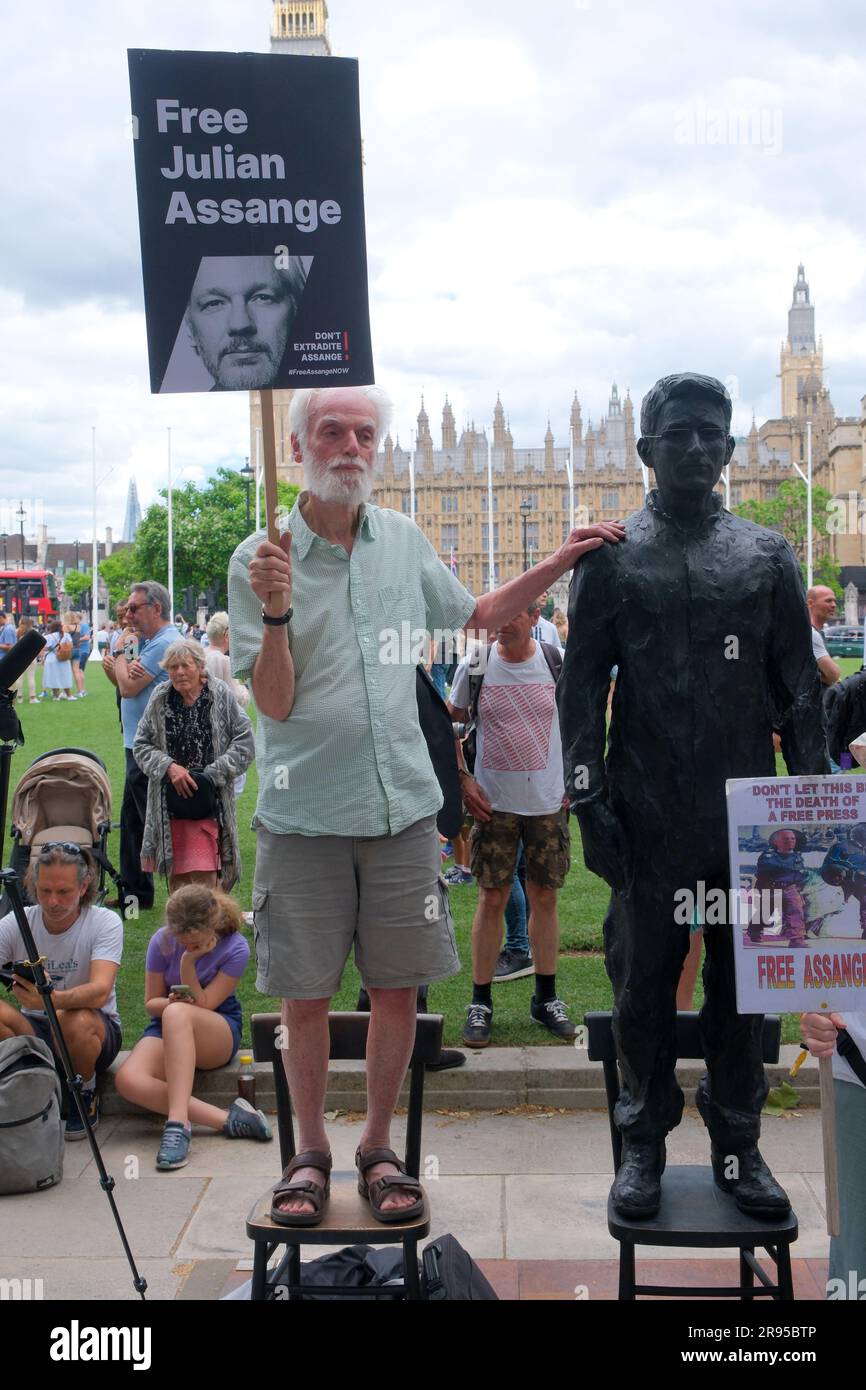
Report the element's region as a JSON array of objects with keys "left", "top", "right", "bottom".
[
  {"left": 17, "top": 501, "right": 26, "bottom": 566},
  {"left": 240, "top": 457, "right": 254, "bottom": 531},
  {"left": 74, "top": 539, "right": 80, "bottom": 573},
  {"left": 520, "top": 497, "right": 532, "bottom": 573}
]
